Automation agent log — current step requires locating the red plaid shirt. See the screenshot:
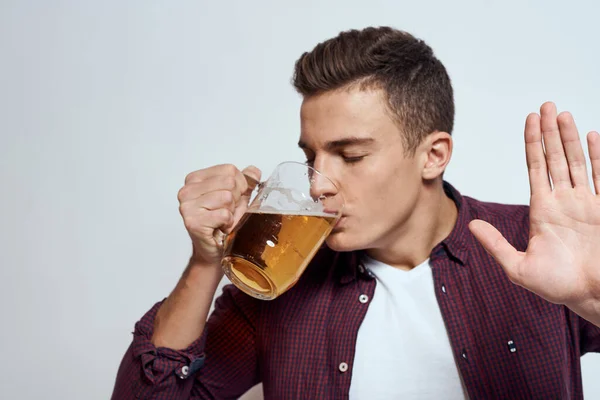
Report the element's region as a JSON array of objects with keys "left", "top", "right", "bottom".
[{"left": 112, "top": 182, "right": 600, "bottom": 399}]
